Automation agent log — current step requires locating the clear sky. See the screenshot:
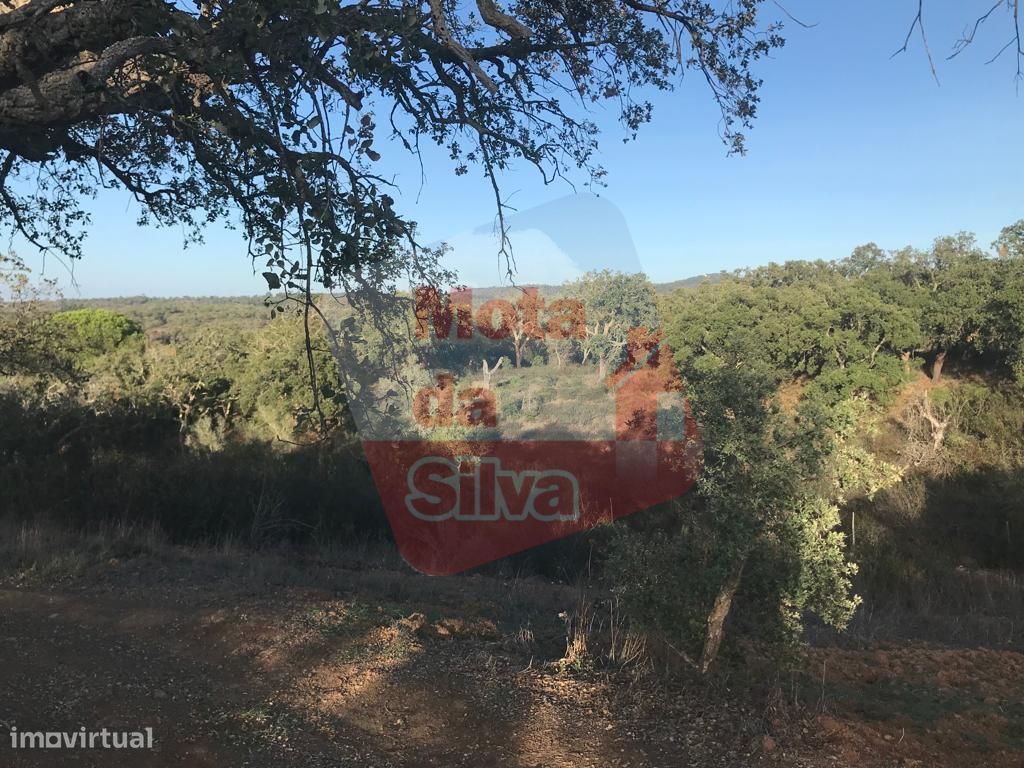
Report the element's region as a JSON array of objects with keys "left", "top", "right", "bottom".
[{"left": 12, "top": 1, "right": 1024, "bottom": 297}]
